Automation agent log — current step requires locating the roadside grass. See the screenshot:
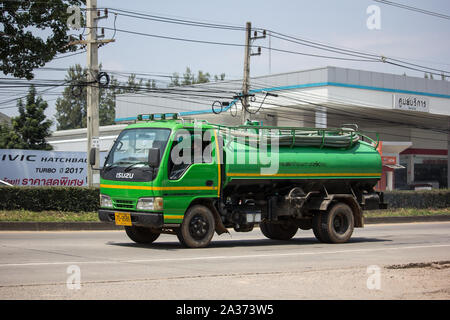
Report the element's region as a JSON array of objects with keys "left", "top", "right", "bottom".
[
  {"left": 364, "top": 207, "right": 450, "bottom": 218},
  {"left": 0, "top": 208, "right": 449, "bottom": 222},
  {"left": 0, "top": 210, "right": 98, "bottom": 222}
]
